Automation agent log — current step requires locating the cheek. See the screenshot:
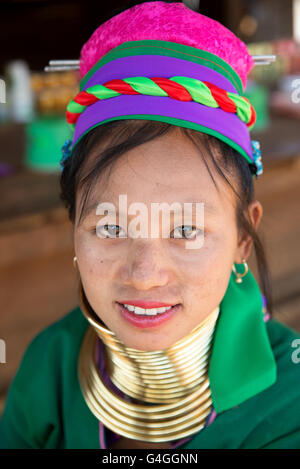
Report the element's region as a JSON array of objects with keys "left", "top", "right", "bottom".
[
  {"left": 176, "top": 229, "right": 237, "bottom": 279},
  {"left": 75, "top": 235, "right": 117, "bottom": 316},
  {"left": 74, "top": 232, "right": 114, "bottom": 285},
  {"left": 176, "top": 229, "right": 237, "bottom": 307}
]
